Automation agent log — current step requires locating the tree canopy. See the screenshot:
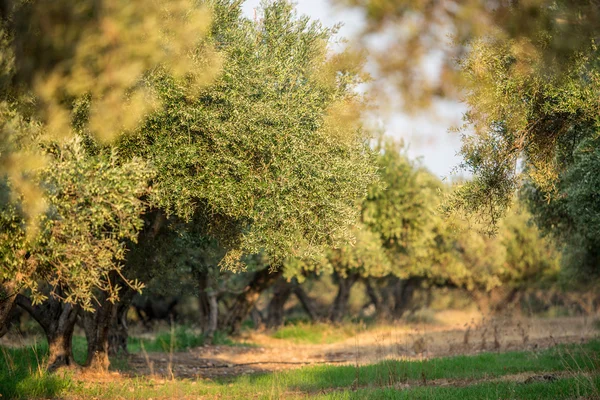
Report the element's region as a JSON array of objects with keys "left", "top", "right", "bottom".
[
  {"left": 343, "top": 0, "right": 600, "bottom": 278},
  {"left": 0, "top": 0, "right": 379, "bottom": 355},
  {"left": 117, "top": 0, "right": 377, "bottom": 268}
]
